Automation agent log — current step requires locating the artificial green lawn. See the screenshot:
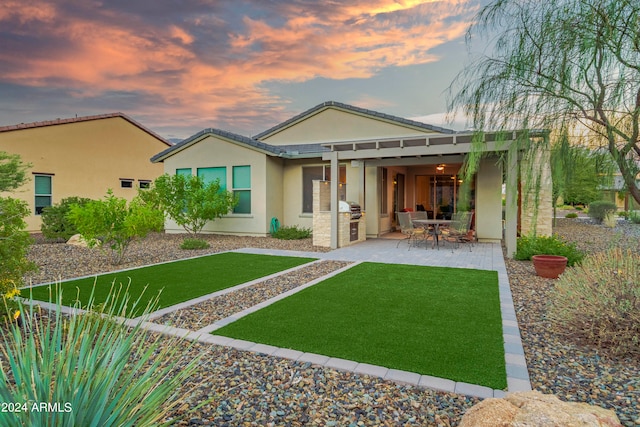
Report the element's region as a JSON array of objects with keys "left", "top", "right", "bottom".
[
  {"left": 27, "top": 253, "right": 316, "bottom": 316},
  {"left": 215, "top": 262, "right": 506, "bottom": 389}
]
